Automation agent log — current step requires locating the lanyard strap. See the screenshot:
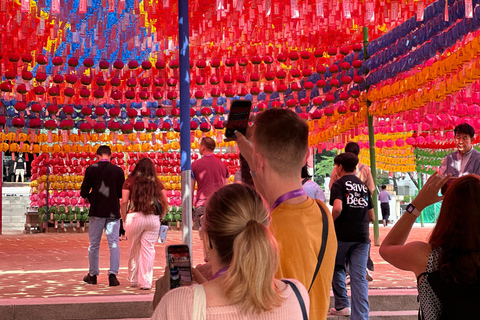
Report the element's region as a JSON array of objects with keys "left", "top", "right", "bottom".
[
  {"left": 210, "top": 267, "right": 229, "bottom": 280},
  {"left": 271, "top": 188, "right": 306, "bottom": 211}
]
